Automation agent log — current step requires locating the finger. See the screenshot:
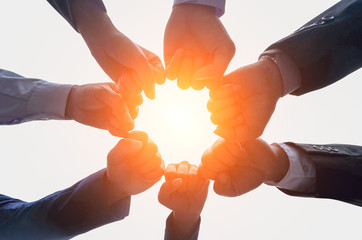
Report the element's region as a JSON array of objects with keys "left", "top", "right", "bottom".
[
  {"left": 128, "top": 130, "right": 149, "bottom": 143},
  {"left": 207, "top": 98, "right": 237, "bottom": 113},
  {"left": 191, "top": 57, "right": 206, "bottom": 90},
  {"left": 143, "top": 161, "right": 165, "bottom": 182},
  {"left": 143, "top": 49, "right": 166, "bottom": 85},
  {"left": 177, "top": 161, "right": 190, "bottom": 193},
  {"left": 209, "top": 84, "right": 235, "bottom": 100},
  {"left": 107, "top": 138, "right": 143, "bottom": 166},
  {"left": 213, "top": 126, "right": 237, "bottom": 141},
  {"left": 118, "top": 73, "right": 143, "bottom": 96},
  {"left": 201, "top": 148, "right": 229, "bottom": 173},
  {"left": 198, "top": 163, "right": 218, "bottom": 180},
  {"left": 133, "top": 68, "right": 156, "bottom": 100},
  {"left": 166, "top": 49, "right": 184, "bottom": 80},
  {"left": 128, "top": 106, "right": 139, "bottom": 120},
  {"left": 210, "top": 106, "right": 240, "bottom": 125},
  {"left": 213, "top": 173, "right": 235, "bottom": 197},
  {"left": 194, "top": 43, "right": 235, "bottom": 88},
  {"left": 131, "top": 138, "right": 158, "bottom": 167},
  {"left": 177, "top": 57, "right": 193, "bottom": 90},
  {"left": 165, "top": 163, "right": 177, "bottom": 181},
  {"left": 138, "top": 152, "right": 163, "bottom": 174},
  {"left": 158, "top": 178, "right": 183, "bottom": 206},
  {"left": 210, "top": 139, "right": 242, "bottom": 167},
  {"left": 188, "top": 165, "right": 199, "bottom": 192}
]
